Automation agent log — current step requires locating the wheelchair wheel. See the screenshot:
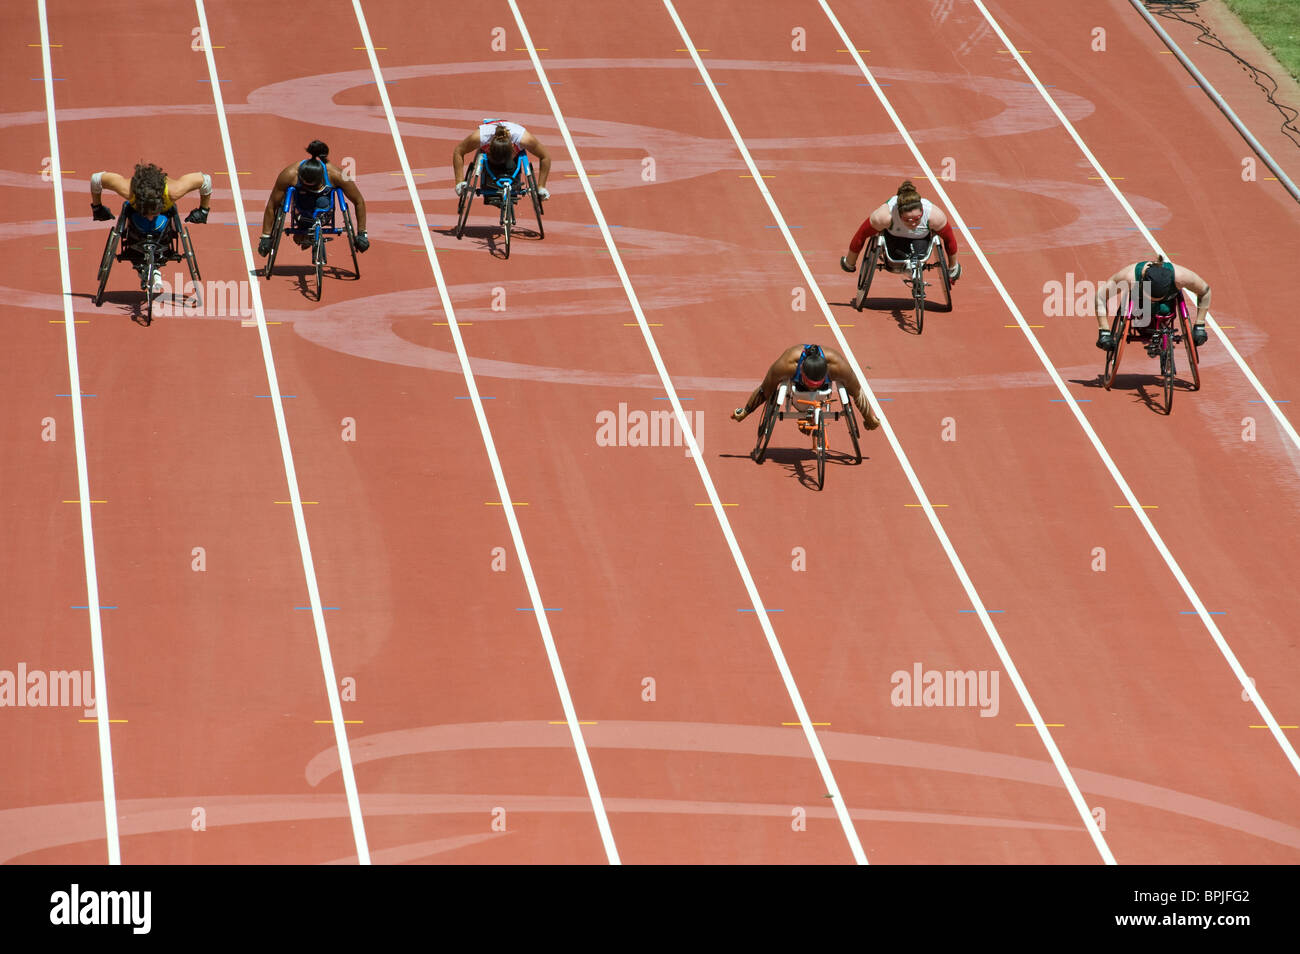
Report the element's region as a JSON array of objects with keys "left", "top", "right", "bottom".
[
  {"left": 911, "top": 262, "right": 926, "bottom": 336},
  {"left": 501, "top": 183, "right": 514, "bottom": 259},
  {"left": 1102, "top": 313, "right": 1128, "bottom": 390},
  {"left": 843, "top": 396, "right": 862, "bottom": 464},
  {"left": 264, "top": 206, "right": 285, "bottom": 279},
  {"left": 455, "top": 166, "right": 477, "bottom": 240},
  {"left": 94, "top": 216, "right": 124, "bottom": 306},
  {"left": 1179, "top": 312, "right": 1200, "bottom": 391},
  {"left": 814, "top": 411, "right": 827, "bottom": 491},
  {"left": 526, "top": 168, "right": 545, "bottom": 240},
  {"left": 312, "top": 221, "right": 325, "bottom": 301},
  {"left": 342, "top": 203, "right": 360, "bottom": 279},
  {"left": 1160, "top": 334, "right": 1176, "bottom": 415},
  {"left": 143, "top": 246, "right": 157, "bottom": 326},
  {"left": 180, "top": 223, "right": 202, "bottom": 308},
  {"left": 751, "top": 392, "right": 779, "bottom": 463},
  {"left": 852, "top": 237, "right": 880, "bottom": 312},
  {"left": 936, "top": 243, "right": 952, "bottom": 309}
]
